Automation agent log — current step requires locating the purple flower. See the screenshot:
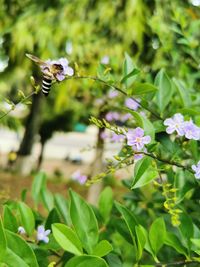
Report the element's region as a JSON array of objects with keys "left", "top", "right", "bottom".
[
  {"left": 126, "top": 127, "right": 151, "bottom": 150},
  {"left": 110, "top": 132, "right": 125, "bottom": 143},
  {"left": 37, "top": 225, "right": 51, "bottom": 243},
  {"left": 164, "top": 113, "right": 185, "bottom": 136},
  {"left": 121, "top": 113, "right": 132, "bottom": 122},
  {"left": 125, "top": 98, "right": 140, "bottom": 110},
  {"left": 183, "top": 120, "right": 200, "bottom": 140},
  {"left": 101, "top": 55, "right": 109, "bottom": 65},
  {"left": 192, "top": 161, "right": 200, "bottom": 179},
  {"left": 18, "top": 226, "right": 26, "bottom": 235},
  {"left": 100, "top": 131, "right": 108, "bottom": 140},
  {"left": 108, "top": 90, "right": 118, "bottom": 99},
  {"left": 105, "top": 112, "right": 120, "bottom": 122},
  {"left": 71, "top": 170, "right": 87, "bottom": 184},
  {"left": 41, "top": 57, "right": 74, "bottom": 81}
]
